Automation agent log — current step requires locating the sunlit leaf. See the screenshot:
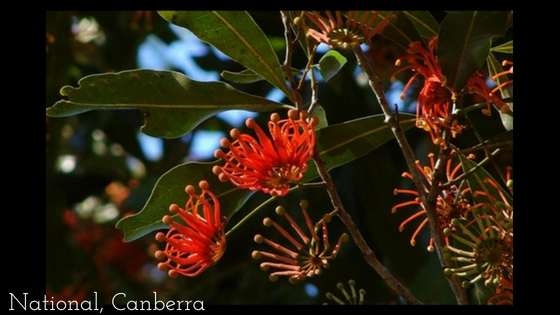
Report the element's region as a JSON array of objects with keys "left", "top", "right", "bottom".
[
  {"left": 46, "top": 69, "right": 289, "bottom": 138},
  {"left": 158, "top": 11, "right": 294, "bottom": 103},
  {"left": 438, "top": 11, "right": 509, "bottom": 92},
  {"left": 221, "top": 67, "right": 303, "bottom": 84},
  {"left": 117, "top": 113, "right": 416, "bottom": 242},
  {"left": 311, "top": 104, "right": 329, "bottom": 129},
  {"left": 317, "top": 50, "right": 347, "bottom": 82},
  {"left": 221, "top": 69, "right": 264, "bottom": 84},
  {"left": 490, "top": 40, "right": 513, "bottom": 54}
]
